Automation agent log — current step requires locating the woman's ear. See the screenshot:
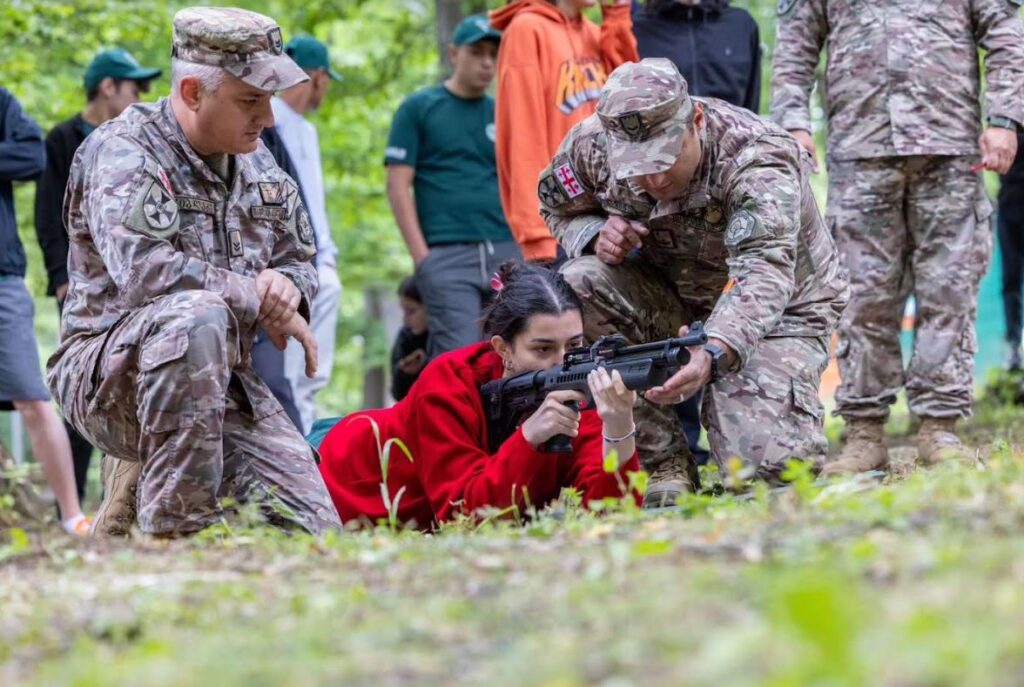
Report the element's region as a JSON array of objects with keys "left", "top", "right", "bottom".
[{"left": 490, "top": 335, "right": 510, "bottom": 362}]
